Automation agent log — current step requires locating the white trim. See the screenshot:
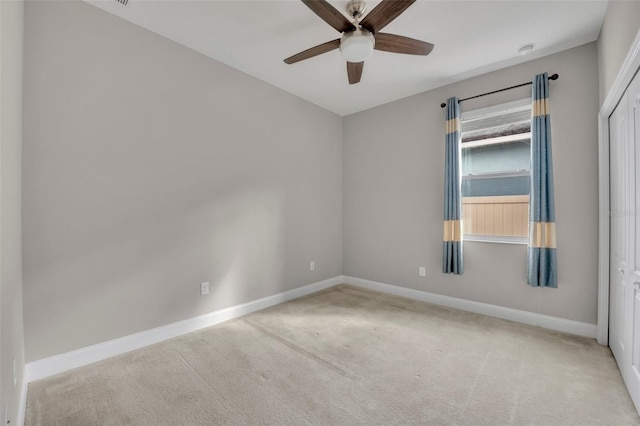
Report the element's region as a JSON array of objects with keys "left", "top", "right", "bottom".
[
  {"left": 344, "top": 276, "right": 597, "bottom": 339},
  {"left": 463, "top": 234, "right": 528, "bottom": 245},
  {"left": 461, "top": 97, "right": 531, "bottom": 121},
  {"left": 597, "top": 108, "right": 611, "bottom": 346},
  {"left": 25, "top": 276, "right": 344, "bottom": 383},
  {"left": 462, "top": 133, "right": 531, "bottom": 148},
  {"left": 597, "top": 28, "right": 640, "bottom": 346},
  {"left": 463, "top": 170, "right": 530, "bottom": 180},
  {"left": 17, "top": 373, "right": 27, "bottom": 426},
  {"left": 21, "top": 271, "right": 597, "bottom": 423}
]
